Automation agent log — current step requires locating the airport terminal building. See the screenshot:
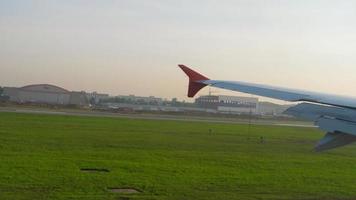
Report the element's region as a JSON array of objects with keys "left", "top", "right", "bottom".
[
  {"left": 3, "top": 84, "right": 89, "bottom": 107},
  {"left": 195, "top": 95, "right": 259, "bottom": 114}
]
